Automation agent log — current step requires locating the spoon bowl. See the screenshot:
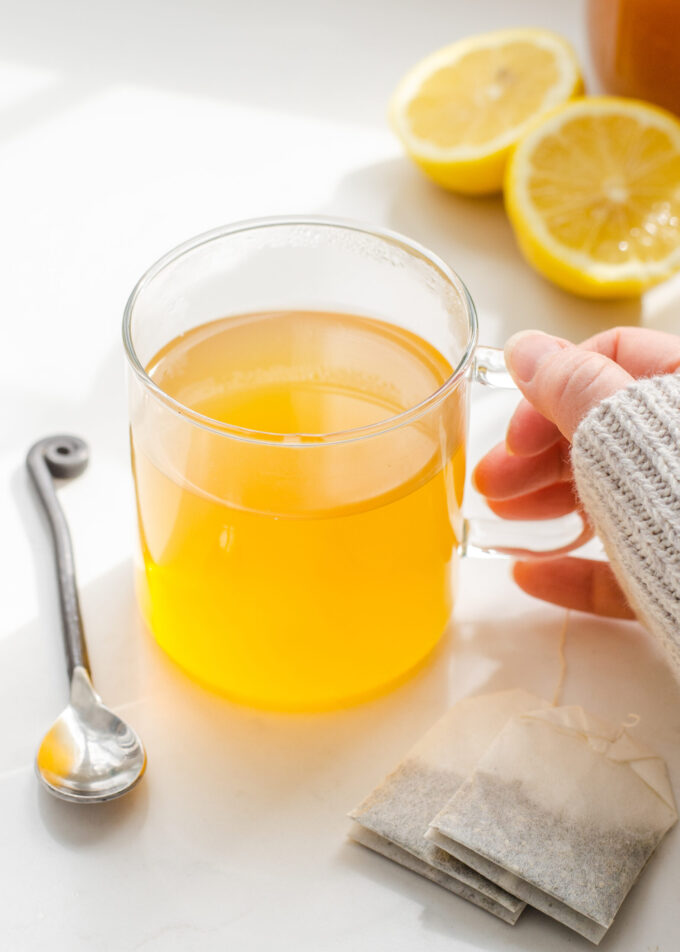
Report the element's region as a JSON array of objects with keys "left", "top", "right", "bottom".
[{"left": 36, "top": 667, "right": 146, "bottom": 803}]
